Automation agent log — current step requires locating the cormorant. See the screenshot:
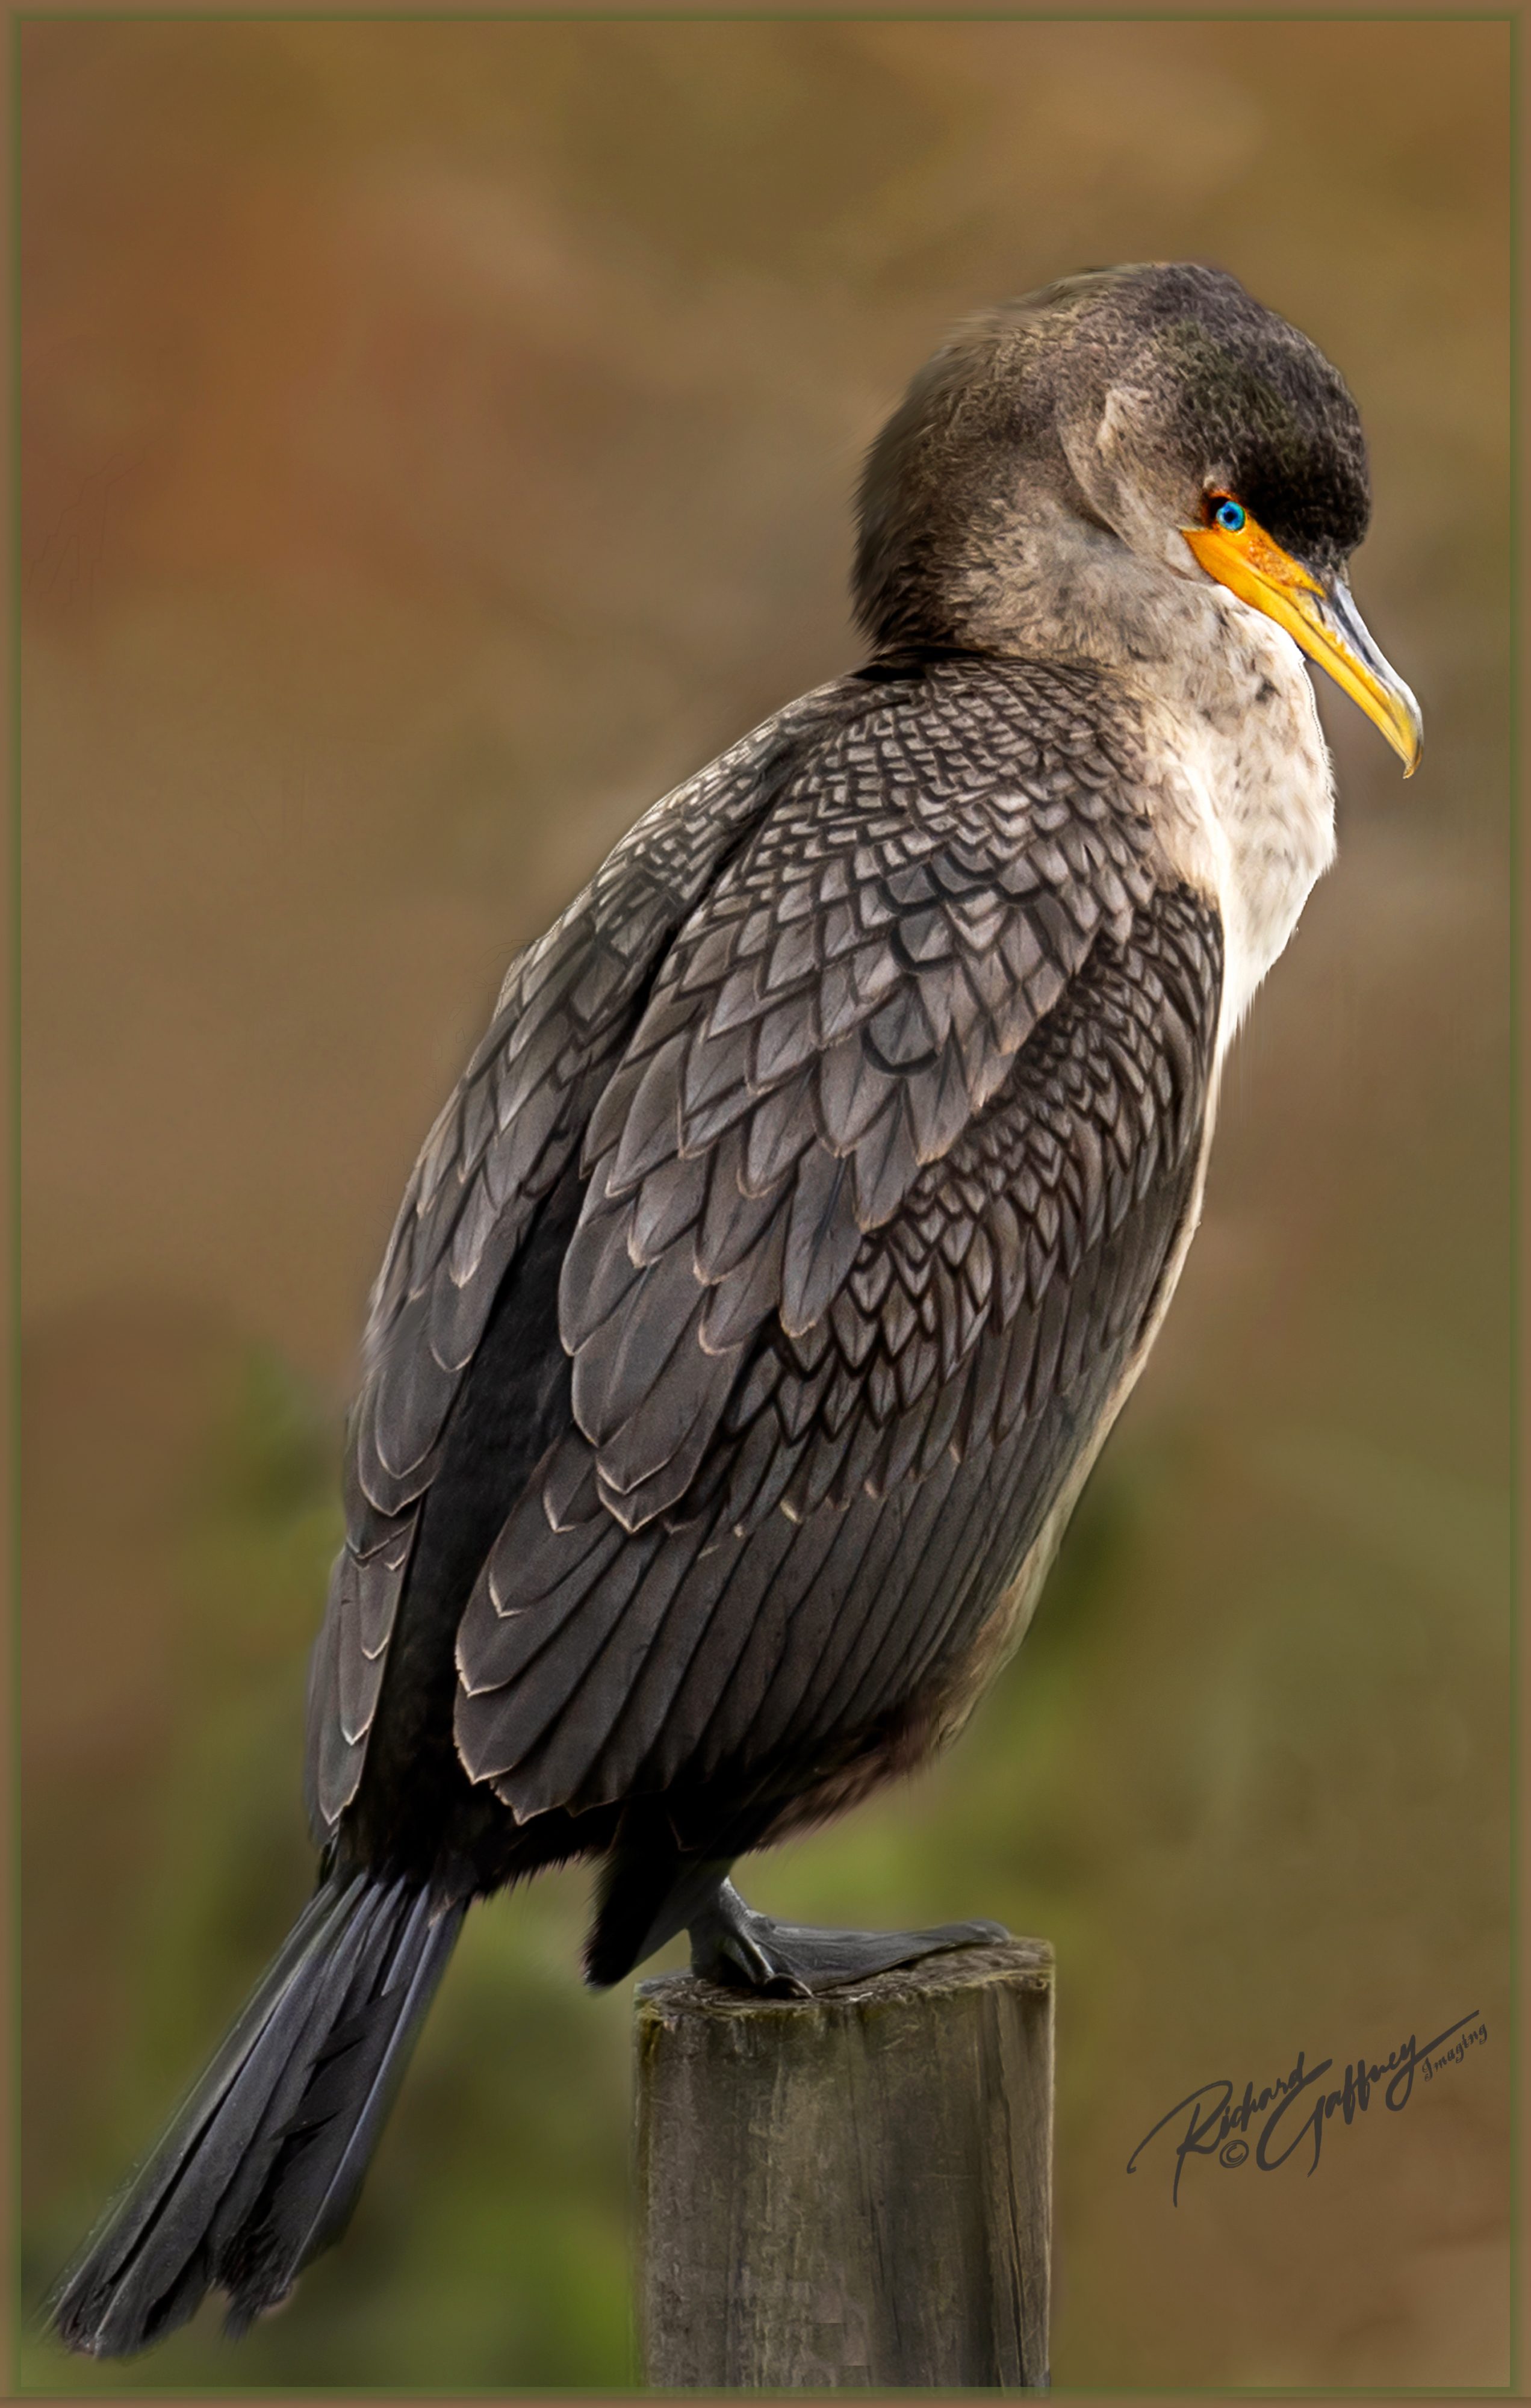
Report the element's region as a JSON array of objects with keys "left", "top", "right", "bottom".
[{"left": 52, "top": 262, "right": 1421, "bottom": 2356}]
